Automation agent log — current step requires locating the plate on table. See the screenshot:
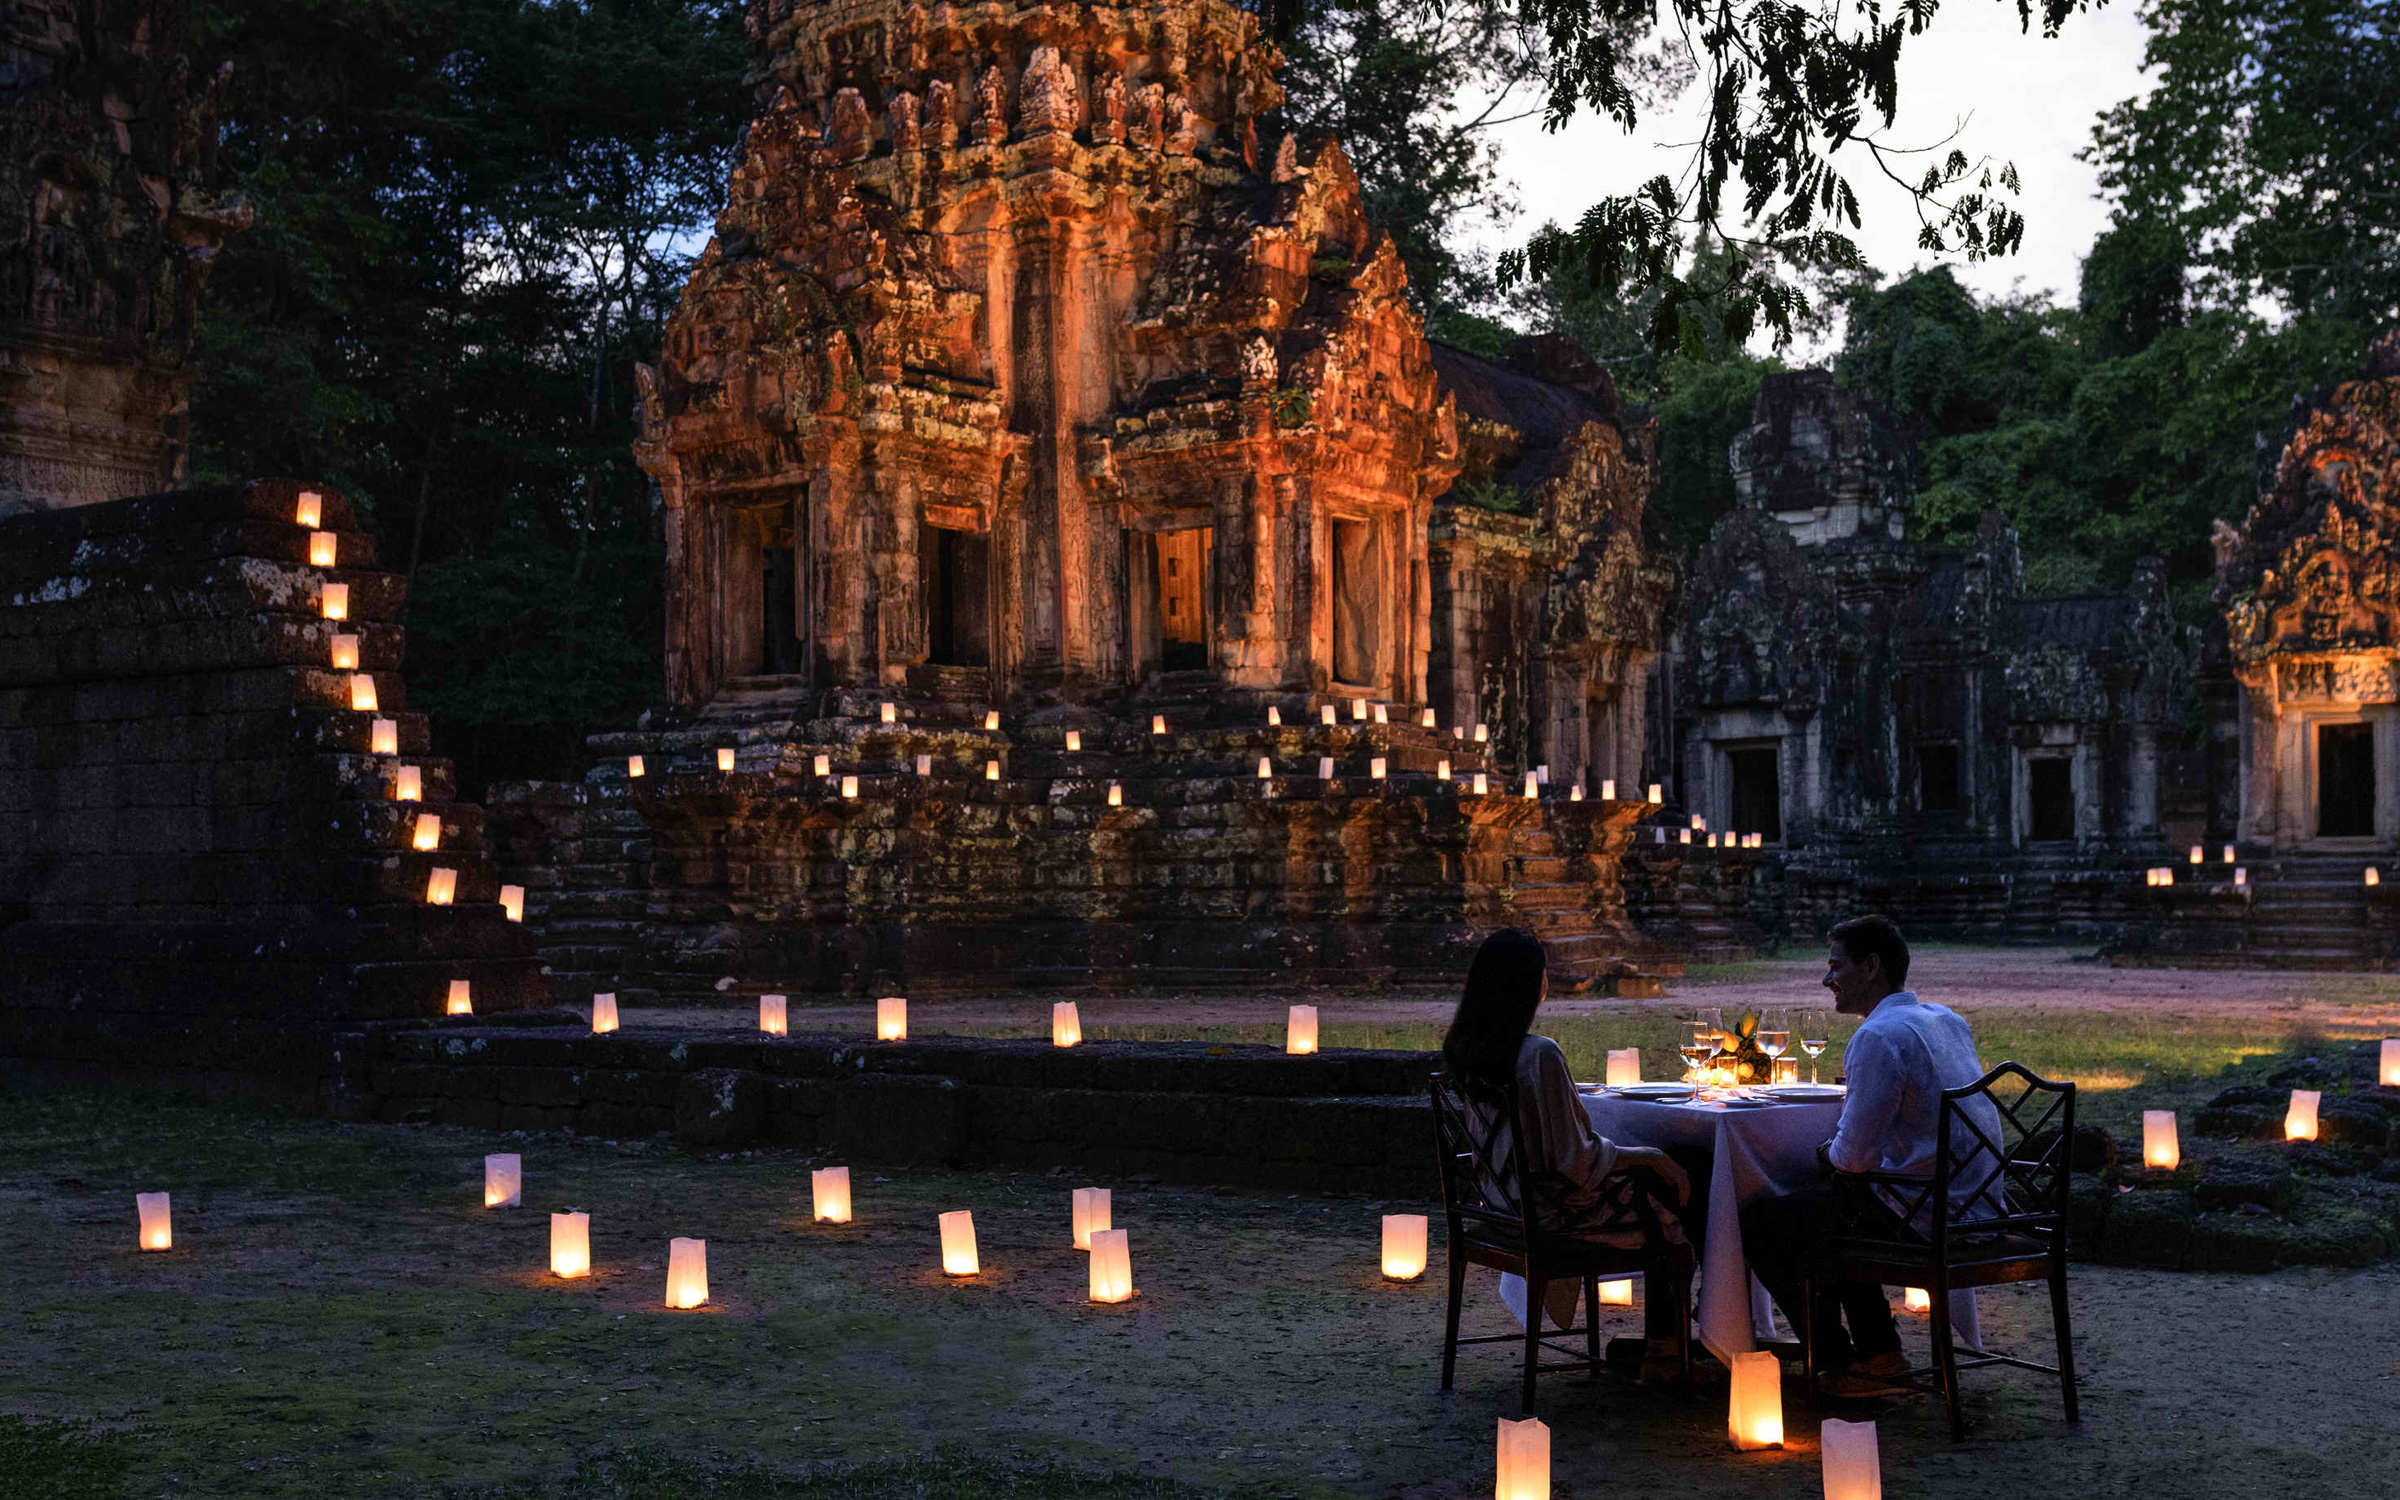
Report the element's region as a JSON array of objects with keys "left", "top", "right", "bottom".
[
  {"left": 1761, "top": 1083, "right": 1846, "bottom": 1100},
  {"left": 1612, "top": 1082, "right": 1698, "bottom": 1101},
  {"left": 1715, "top": 1094, "right": 1777, "bottom": 1108}
]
